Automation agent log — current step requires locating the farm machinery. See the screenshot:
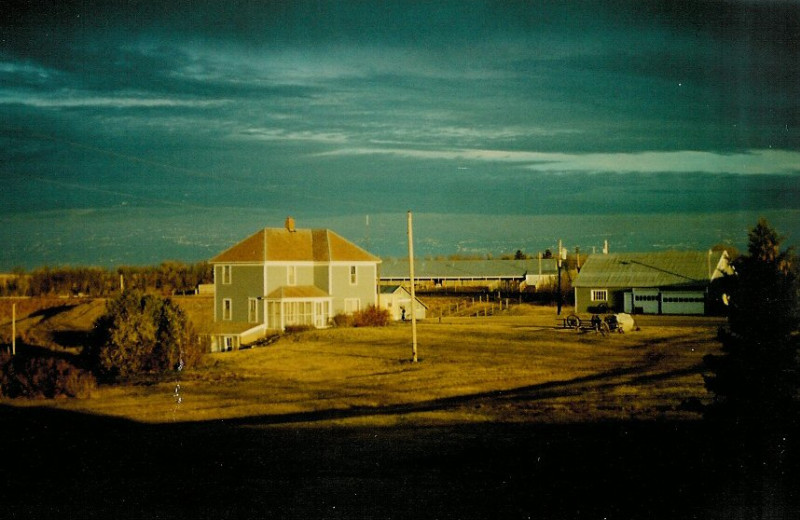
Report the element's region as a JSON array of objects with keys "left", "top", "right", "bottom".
[{"left": 561, "top": 312, "right": 637, "bottom": 335}]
